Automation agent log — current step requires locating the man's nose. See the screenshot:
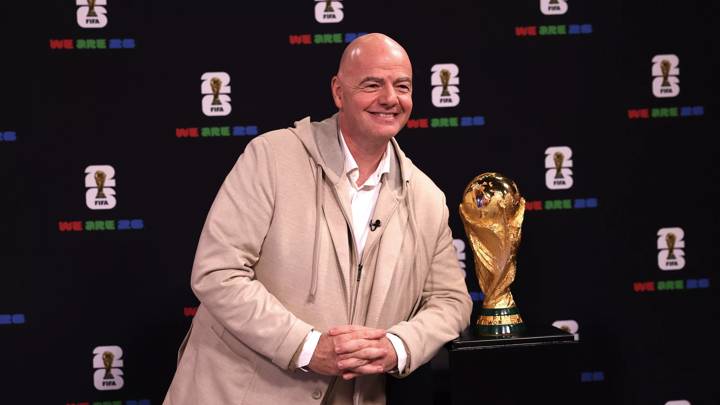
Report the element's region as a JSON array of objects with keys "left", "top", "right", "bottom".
[{"left": 378, "top": 83, "right": 398, "bottom": 105}]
